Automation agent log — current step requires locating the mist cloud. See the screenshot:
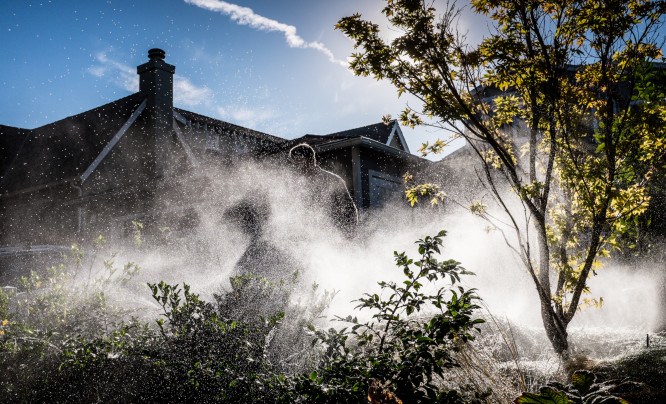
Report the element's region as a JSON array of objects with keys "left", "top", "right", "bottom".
[{"left": 184, "top": 0, "right": 347, "bottom": 67}]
